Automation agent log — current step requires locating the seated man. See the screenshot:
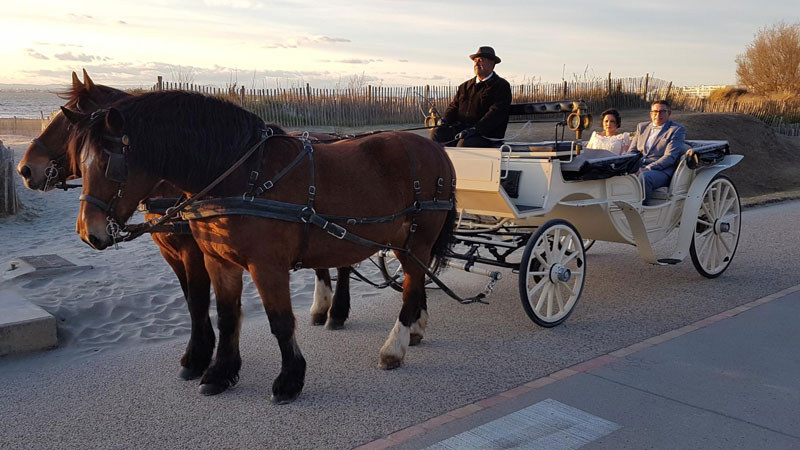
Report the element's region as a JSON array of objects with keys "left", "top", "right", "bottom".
[
  {"left": 430, "top": 46, "right": 512, "bottom": 147},
  {"left": 628, "top": 100, "right": 686, "bottom": 202}
]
